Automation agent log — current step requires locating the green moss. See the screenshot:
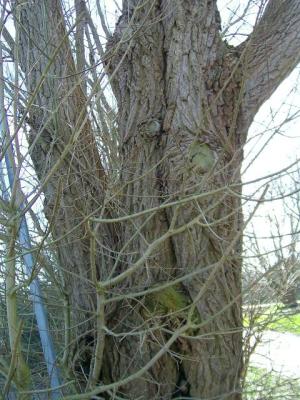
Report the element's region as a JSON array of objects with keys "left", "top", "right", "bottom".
[
  {"left": 145, "top": 285, "right": 190, "bottom": 315},
  {"left": 144, "top": 285, "right": 202, "bottom": 334},
  {"left": 188, "top": 141, "right": 215, "bottom": 173}
]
